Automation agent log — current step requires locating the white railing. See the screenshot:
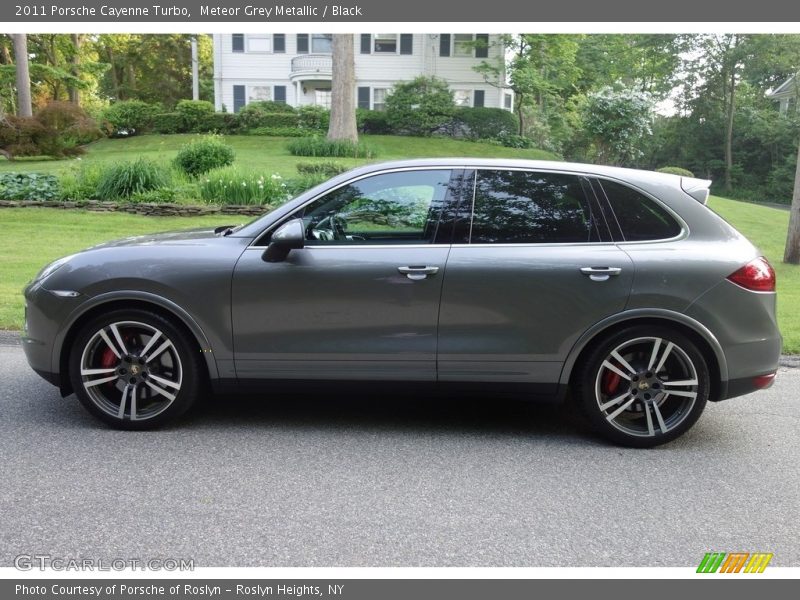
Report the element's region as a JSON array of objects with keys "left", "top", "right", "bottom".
[{"left": 290, "top": 54, "right": 333, "bottom": 76}]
